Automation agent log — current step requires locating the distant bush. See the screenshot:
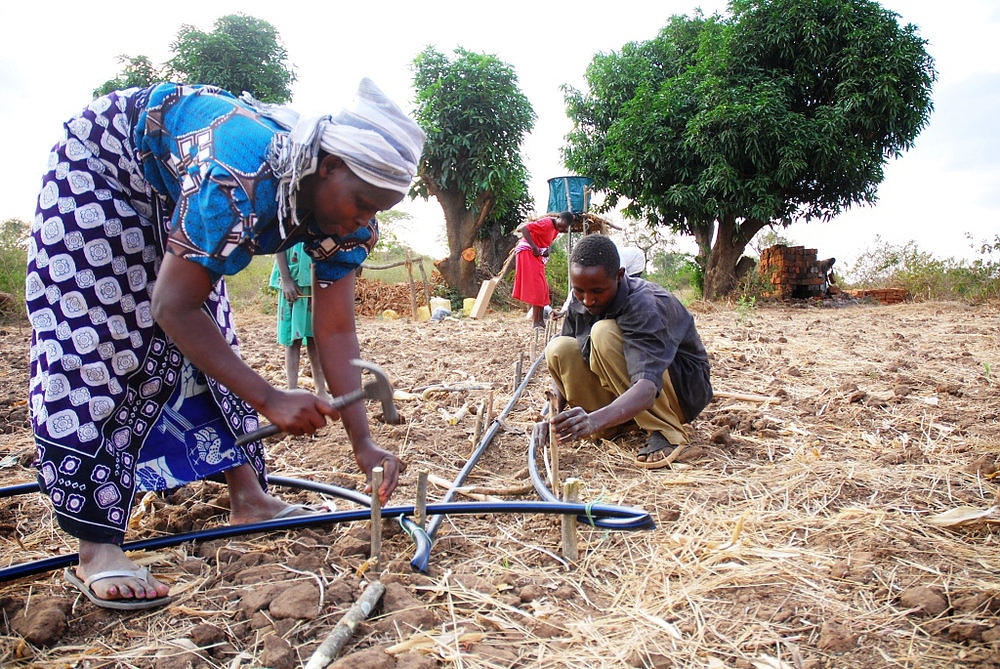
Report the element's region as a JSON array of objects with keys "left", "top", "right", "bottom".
[
  {"left": 225, "top": 255, "right": 277, "bottom": 315},
  {"left": 844, "top": 235, "right": 1000, "bottom": 303},
  {"left": 0, "top": 218, "right": 28, "bottom": 322}
]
